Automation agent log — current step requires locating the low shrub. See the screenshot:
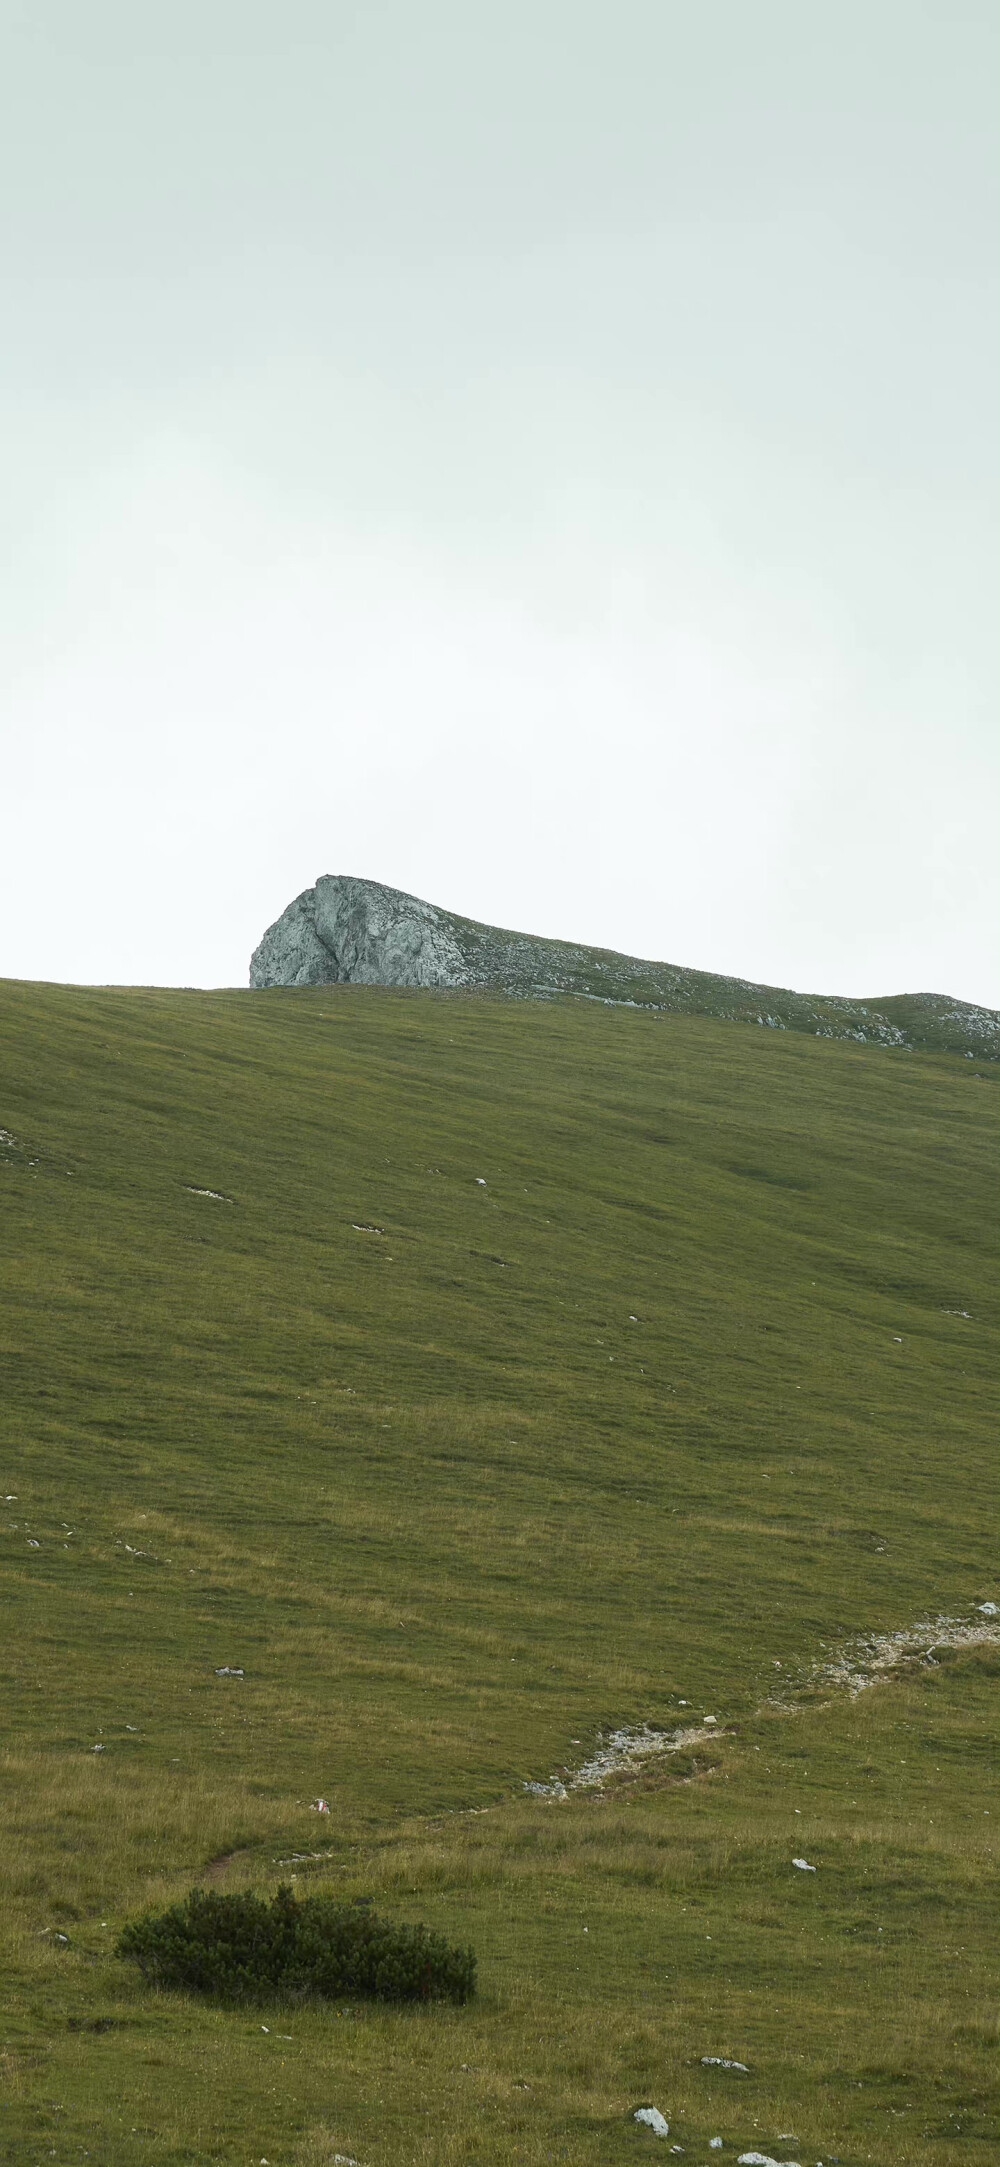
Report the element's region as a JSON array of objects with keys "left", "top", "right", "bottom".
[{"left": 116, "top": 1885, "right": 476, "bottom": 2005}]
